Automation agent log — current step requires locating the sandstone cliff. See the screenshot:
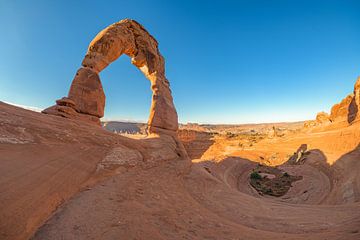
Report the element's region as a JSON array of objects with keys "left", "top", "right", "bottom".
[{"left": 304, "top": 77, "right": 360, "bottom": 128}]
